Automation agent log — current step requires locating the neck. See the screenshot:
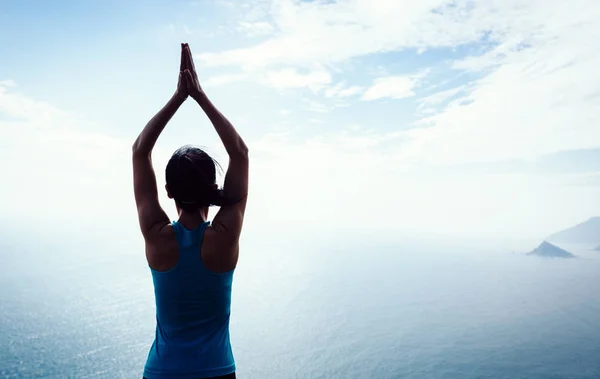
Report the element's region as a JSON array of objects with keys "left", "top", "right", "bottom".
[{"left": 177, "top": 207, "right": 209, "bottom": 230}]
